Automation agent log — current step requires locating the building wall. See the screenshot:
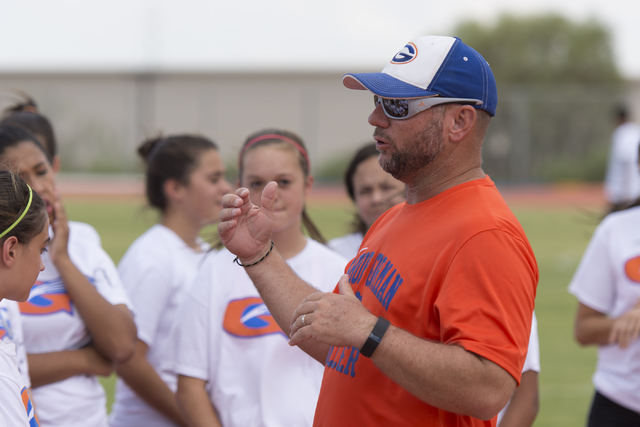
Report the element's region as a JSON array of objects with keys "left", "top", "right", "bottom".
[
  {"left": 0, "top": 72, "right": 376, "bottom": 173},
  {"left": 1, "top": 73, "right": 639, "bottom": 182}
]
